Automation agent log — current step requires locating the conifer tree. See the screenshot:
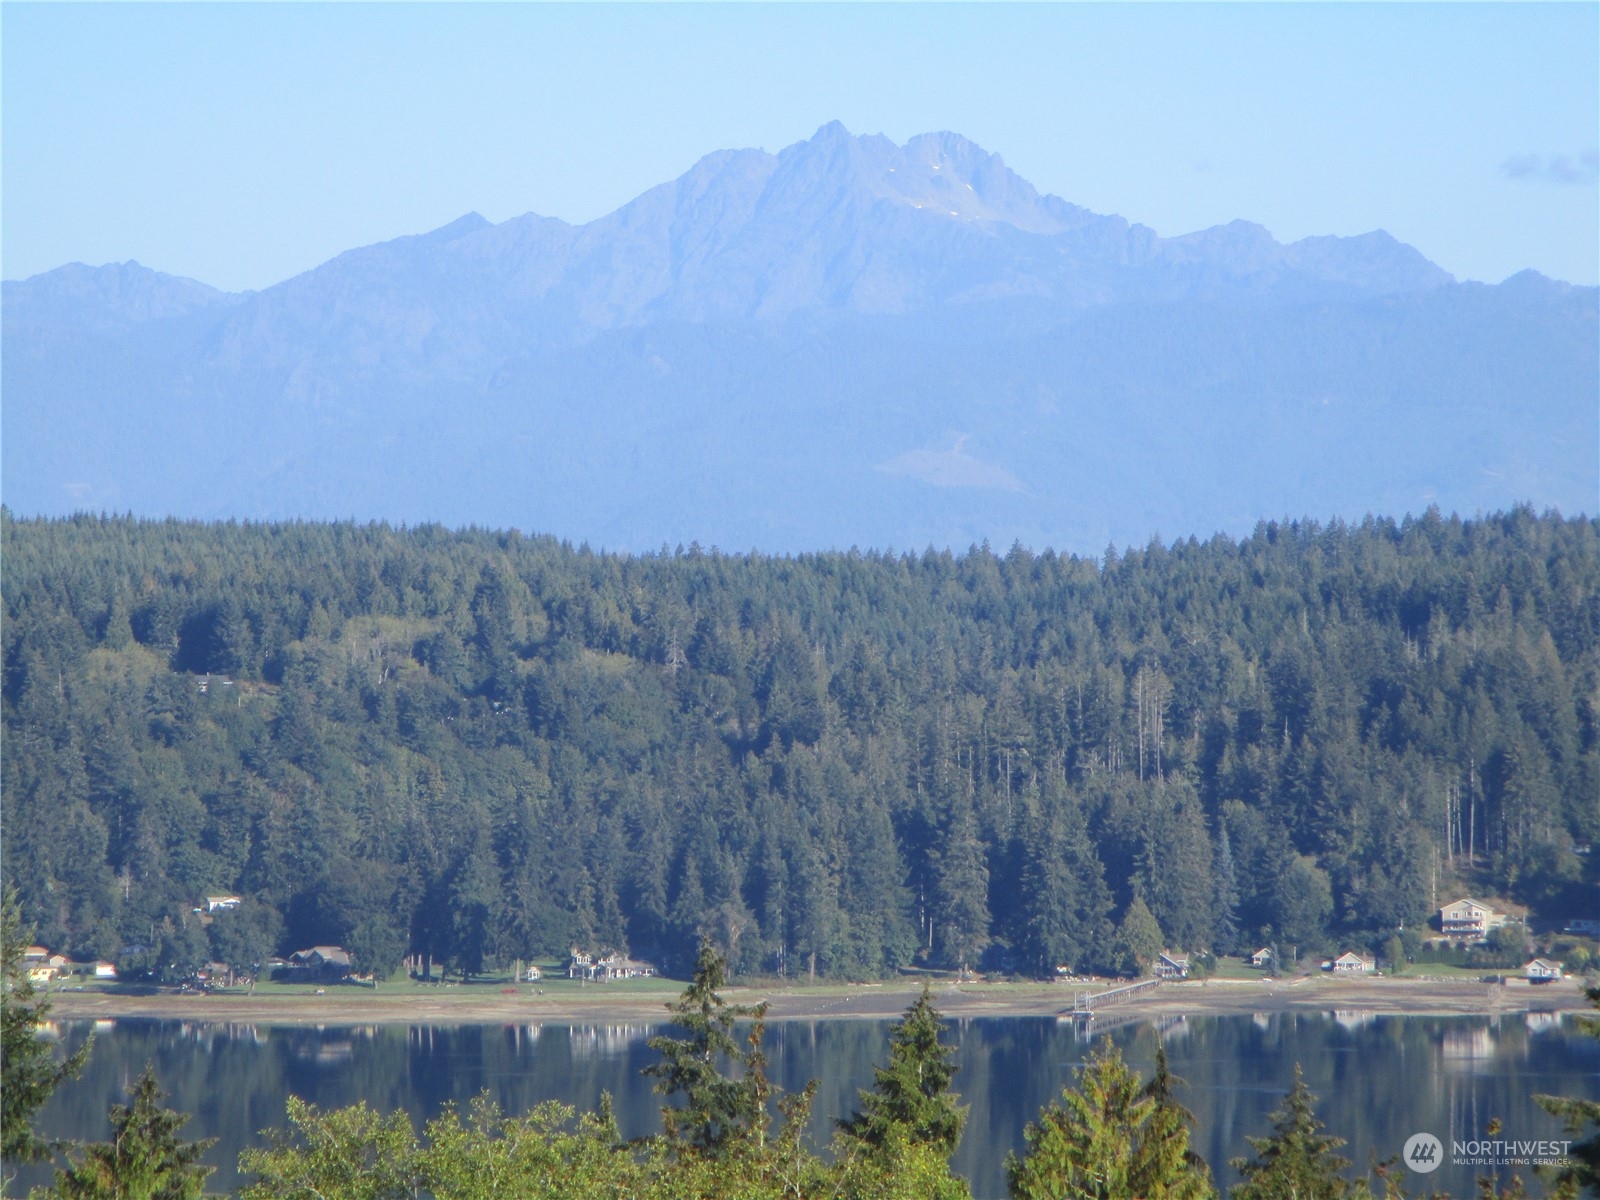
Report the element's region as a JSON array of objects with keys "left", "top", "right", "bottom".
[
  {"left": 2, "top": 887, "right": 90, "bottom": 1164},
  {"left": 1212, "top": 825, "right": 1241, "bottom": 956},
  {"left": 644, "top": 939, "right": 772, "bottom": 1157},
  {"left": 47, "top": 1066, "right": 216, "bottom": 1200},
  {"left": 1136, "top": 788, "right": 1216, "bottom": 952},
  {"left": 1019, "top": 791, "right": 1113, "bottom": 977},
  {"left": 932, "top": 801, "right": 990, "bottom": 975},
  {"left": 1535, "top": 984, "right": 1600, "bottom": 1196},
  {"left": 839, "top": 982, "right": 967, "bottom": 1158},
  {"left": 1006, "top": 1038, "right": 1213, "bottom": 1200},
  {"left": 1229, "top": 1064, "right": 1351, "bottom": 1200},
  {"left": 449, "top": 822, "right": 500, "bottom": 979},
  {"left": 1138, "top": 1046, "right": 1213, "bottom": 1200}
]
